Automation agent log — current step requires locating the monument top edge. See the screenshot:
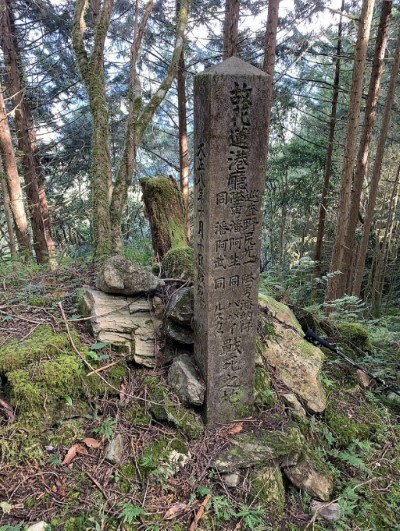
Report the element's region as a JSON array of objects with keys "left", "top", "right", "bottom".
[{"left": 197, "top": 56, "right": 268, "bottom": 77}]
